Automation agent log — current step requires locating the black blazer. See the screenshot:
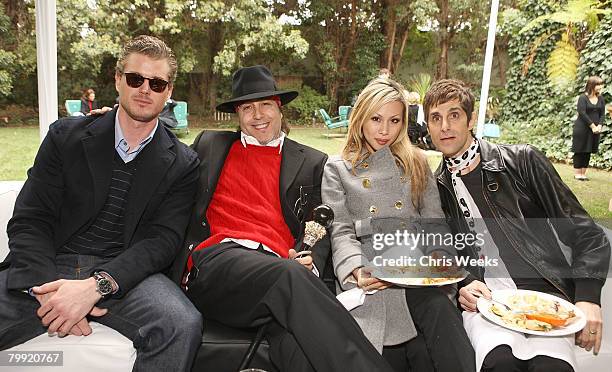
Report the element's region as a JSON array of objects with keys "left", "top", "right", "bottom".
[
  {"left": 6, "top": 108, "right": 199, "bottom": 296},
  {"left": 168, "top": 130, "right": 330, "bottom": 284}
]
